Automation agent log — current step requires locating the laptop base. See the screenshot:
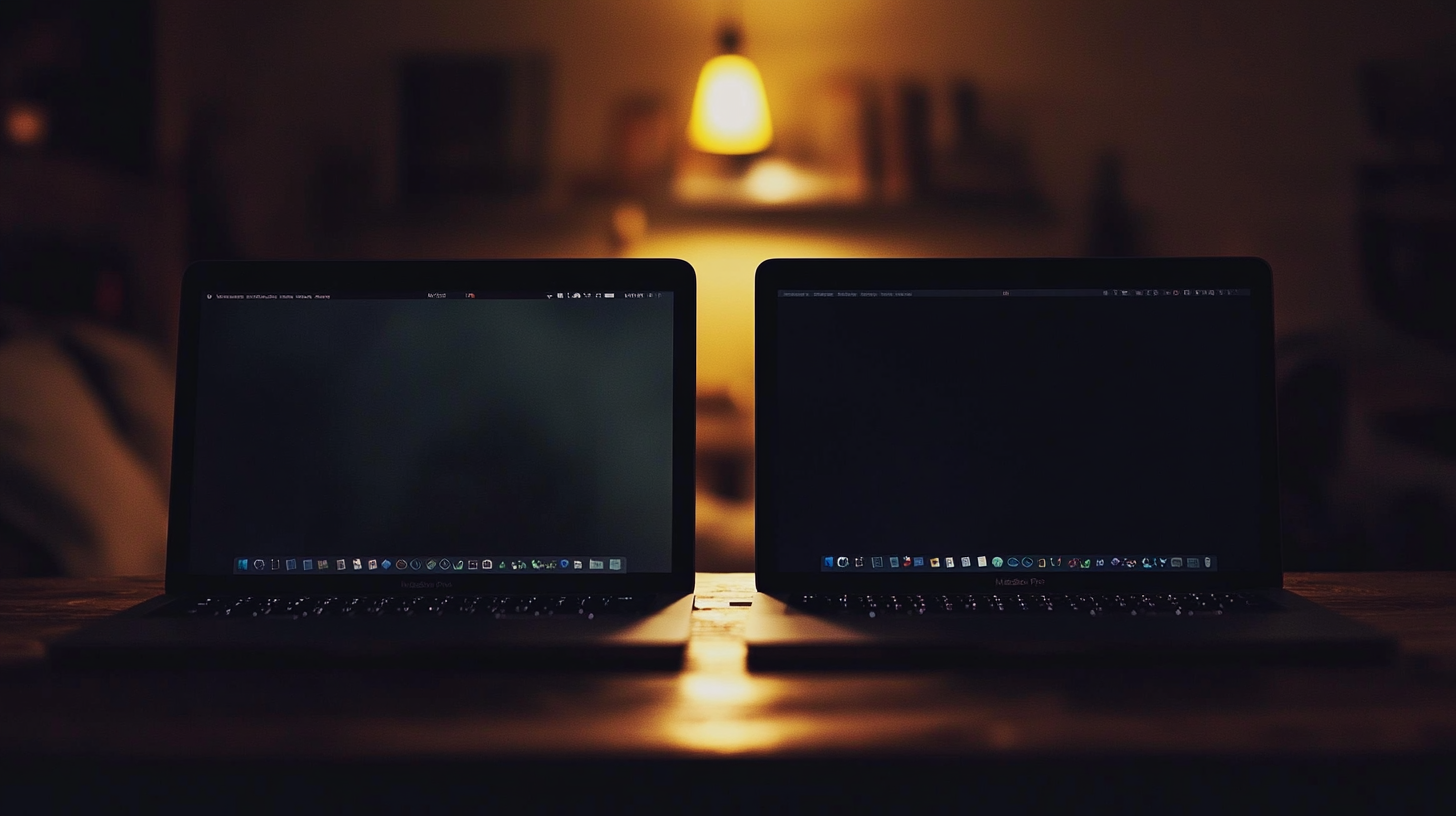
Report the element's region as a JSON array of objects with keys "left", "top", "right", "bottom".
[
  {"left": 745, "top": 590, "right": 1395, "bottom": 670},
  {"left": 51, "top": 594, "right": 694, "bottom": 670}
]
